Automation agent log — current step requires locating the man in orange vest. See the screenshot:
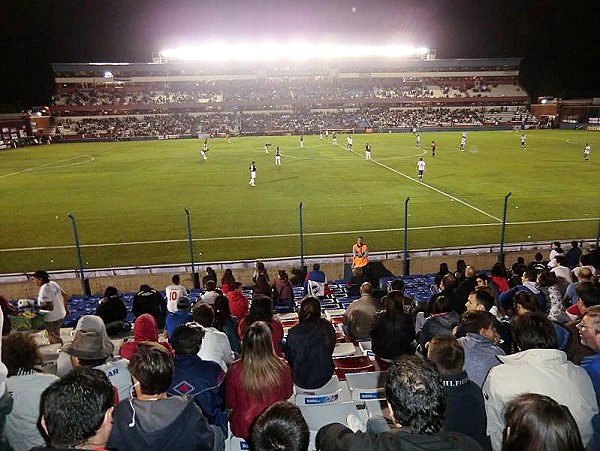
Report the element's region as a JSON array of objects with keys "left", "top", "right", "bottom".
[{"left": 352, "top": 236, "right": 369, "bottom": 270}]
